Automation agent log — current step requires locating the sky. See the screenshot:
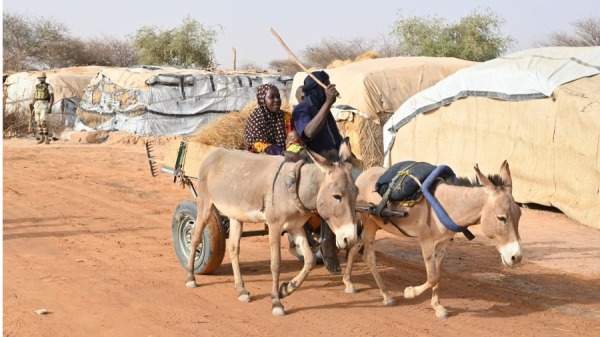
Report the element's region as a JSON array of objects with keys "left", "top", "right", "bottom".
[{"left": 3, "top": 0, "right": 599, "bottom": 70}]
